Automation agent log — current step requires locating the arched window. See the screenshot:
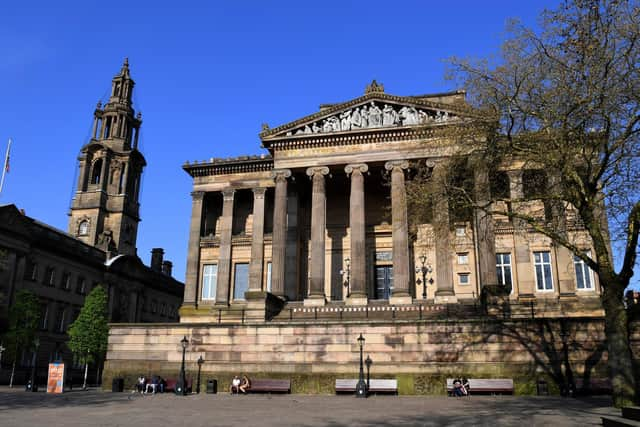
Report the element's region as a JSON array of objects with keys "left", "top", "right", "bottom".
[
  {"left": 78, "top": 220, "right": 89, "bottom": 236},
  {"left": 91, "top": 159, "right": 103, "bottom": 185}
]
